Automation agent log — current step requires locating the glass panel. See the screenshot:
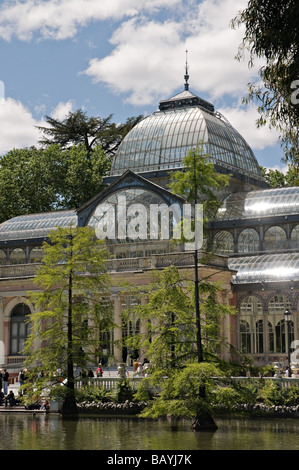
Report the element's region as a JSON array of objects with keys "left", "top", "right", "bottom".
[
  {"left": 10, "top": 248, "right": 26, "bottom": 265},
  {"left": 110, "top": 105, "right": 261, "bottom": 180},
  {"left": 0, "top": 210, "right": 77, "bottom": 241},
  {"left": 88, "top": 187, "right": 183, "bottom": 257},
  {"left": 264, "top": 226, "right": 287, "bottom": 251},
  {"left": 19, "top": 323, "right": 26, "bottom": 336},
  {"left": 11, "top": 339, "right": 18, "bottom": 355},
  {"left": 216, "top": 187, "right": 299, "bottom": 221},
  {"left": 30, "top": 246, "right": 44, "bottom": 263},
  {"left": 240, "top": 320, "right": 251, "bottom": 353},
  {"left": 213, "top": 231, "right": 234, "bottom": 254},
  {"left": 11, "top": 323, "right": 18, "bottom": 336},
  {"left": 238, "top": 228, "right": 259, "bottom": 253},
  {"left": 229, "top": 253, "right": 299, "bottom": 284}
]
